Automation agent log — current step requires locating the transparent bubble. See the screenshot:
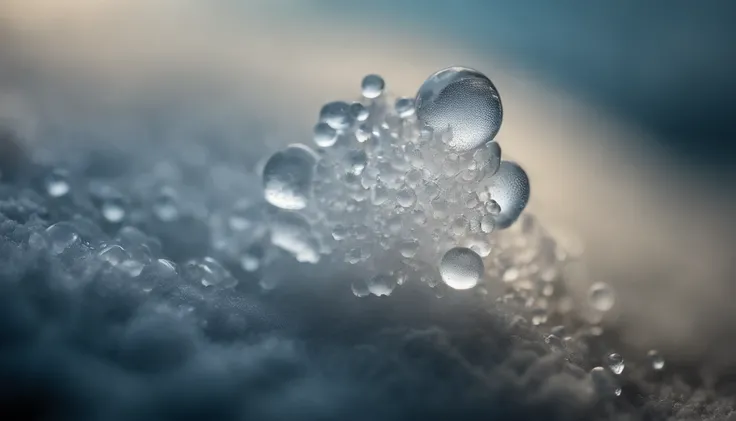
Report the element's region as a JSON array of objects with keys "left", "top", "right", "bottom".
[
  {"left": 313, "top": 122, "right": 338, "bottom": 148},
  {"left": 588, "top": 282, "right": 616, "bottom": 312},
  {"left": 45, "top": 168, "right": 71, "bottom": 198},
  {"left": 415, "top": 66, "right": 502, "bottom": 152},
  {"left": 648, "top": 350, "right": 665, "bottom": 371},
  {"left": 101, "top": 198, "right": 126, "bottom": 223},
  {"left": 451, "top": 216, "right": 468, "bottom": 236},
  {"left": 45, "top": 222, "right": 79, "bottom": 255},
  {"left": 319, "top": 101, "right": 354, "bottom": 130},
  {"left": 270, "top": 211, "right": 320, "bottom": 264},
  {"left": 350, "top": 102, "right": 370, "bottom": 122},
  {"left": 370, "top": 184, "right": 389, "bottom": 206},
  {"left": 361, "top": 74, "right": 385, "bottom": 99},
  {"left": 367, "top": 274, "right": 396, "bottom": 296},
  {"left": 395, "top": 97, "right": 415, "bottom": 118},
  {"left": 439, "top": 247, "right": 483, "bottom": 290},
  {"left": 262, "top": 144, "right": 317, "bottom": 210},
  {"left": 606, "top": 352, "right": 625, "bottom": 375},
  {"left": 485, "top": 161, "right": 530, "bottom": 229}
]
